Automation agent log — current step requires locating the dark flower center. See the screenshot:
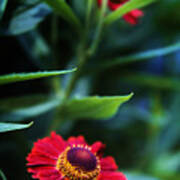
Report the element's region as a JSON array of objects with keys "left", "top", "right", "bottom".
[
  {"left": 67, "top": 147, "right": 97, "bottom": 171},
  {"left": 111, "top": 0, "right": 126, "bottom": 4},
  {"left": 56, "top": 146, "right": 101, "bottom": 179}
]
